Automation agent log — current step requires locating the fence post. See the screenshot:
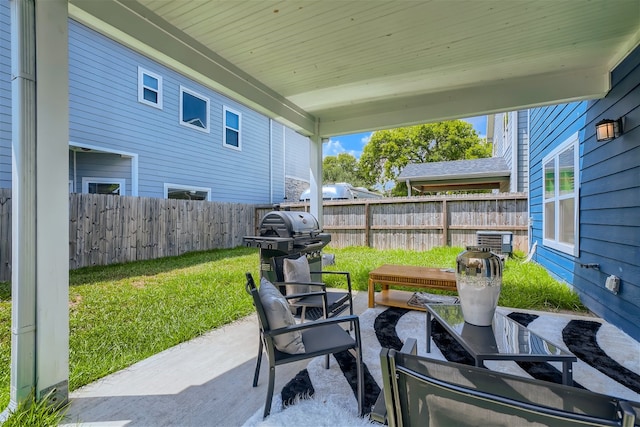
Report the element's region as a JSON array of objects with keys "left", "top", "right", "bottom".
[
  {"left": 442, "top": 199, "right": 448, "bottom": 246},
  {"left": 364, "top": 201, "right": 371, "bottom": 248}
]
